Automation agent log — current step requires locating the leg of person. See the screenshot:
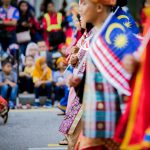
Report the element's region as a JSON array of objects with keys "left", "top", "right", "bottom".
[
  {"left": 9, "top": 85, "right": 18, "bottom": 109},
  {"left": 58, "top": 86, "right": 69, "bottom": 114},
  {"left": 0, "top": 85, "right": 9, "bottom": 100},
  {"left": 44, "top": 82, "right": 52, "bottom": 108},
  {"left": 34, "top": 86, "right": 41, "bottom": 108},
  {"left": 26, "top": 77, "right": 34, "bottom": 93}
]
